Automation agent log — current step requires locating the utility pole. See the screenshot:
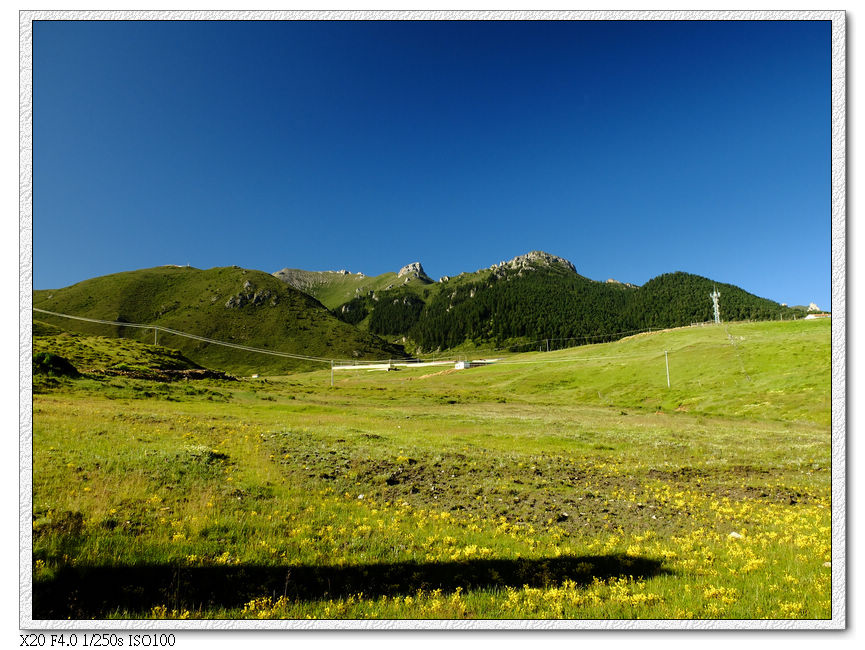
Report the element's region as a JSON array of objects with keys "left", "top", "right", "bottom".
[
  {"left": 330, "top": 360, "right": 334, "bottom": 388},
  {"left": 710, "top": 287, "right": 721, "bottom": 324},
  {"left": 665, "top": 350, "right": 670, "bottom": 388}
]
